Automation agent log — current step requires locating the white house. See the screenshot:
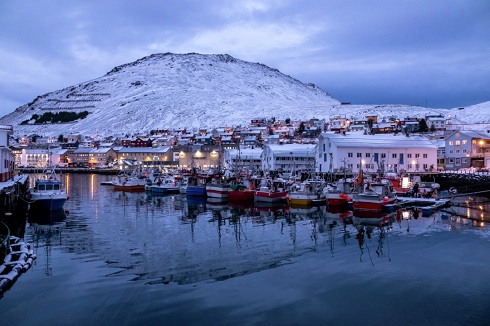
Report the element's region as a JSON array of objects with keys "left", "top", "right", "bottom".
[
  {"left": 0, "top": 124, "right": 14, "bottom": 181},
  {"left": 223, "top": 147, "right": 263, "bottom": 173},
  {"left": 261, "top": 144, "right": 317, "bottom": 174},
  {"left": 317, "top": 132, "right": 437, "bottom": 174}
]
